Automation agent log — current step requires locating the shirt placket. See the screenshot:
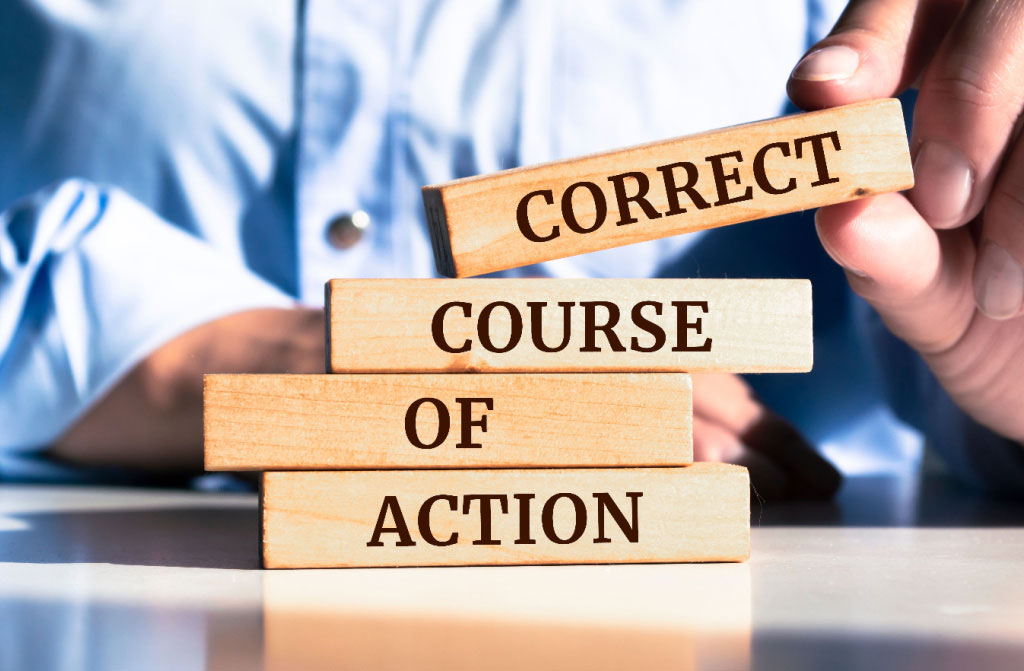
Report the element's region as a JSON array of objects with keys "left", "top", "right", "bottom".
[{"left": 295, "top": 0, "right": 400, "bottom": 301}]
